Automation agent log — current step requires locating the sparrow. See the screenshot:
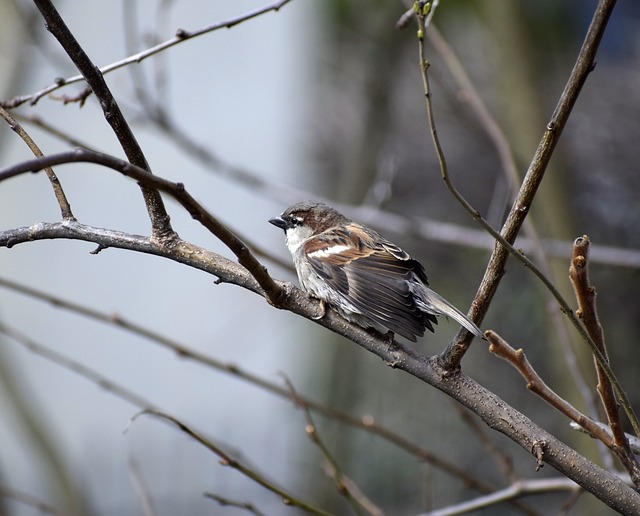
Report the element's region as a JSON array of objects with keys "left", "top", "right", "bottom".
[{"left": 269, "top": 201, "right": 483, "bottom": 342}]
